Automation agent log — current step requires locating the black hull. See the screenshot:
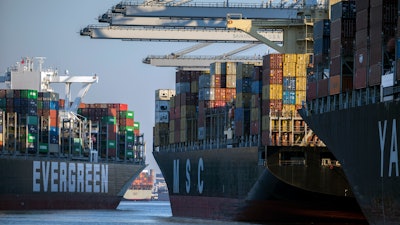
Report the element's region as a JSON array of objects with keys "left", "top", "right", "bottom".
[
  {"left": 0, "top": 157, "right": 146, "bottom": 210},
  {"left": 153, "top": 146, "right": 366, "bottom": 223},
  {"left": 300, "top": 101, "right": 400, "bottom": 224}
]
